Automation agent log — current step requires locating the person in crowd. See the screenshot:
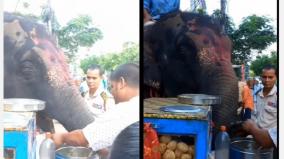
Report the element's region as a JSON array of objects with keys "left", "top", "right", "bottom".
[
  {"left": 251, "top": 65, "right": 277, "bottom": 129},
  {"left": 84, "top": 64, "right": 115, "bottom": 117},
  {"left": 253, "top": 78, "right": 263, "bottom": 104},
  {"left": 241, "top": 79, "right": 254, "bottom": 120},
  {"left": 242, "top": 65, "right": 277, "bottom": 158},
  {"left": 108, "top": 121, "right": 140, "bottom": 159},
  {"left": 144, "top": 0, "right": 180, "bottom": 23},
  {"left": 51, "top": 63, "right": 139, "bottom": 156},
  {"left": 79, "top": 77, "right": 88, "bottom": 97}
]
